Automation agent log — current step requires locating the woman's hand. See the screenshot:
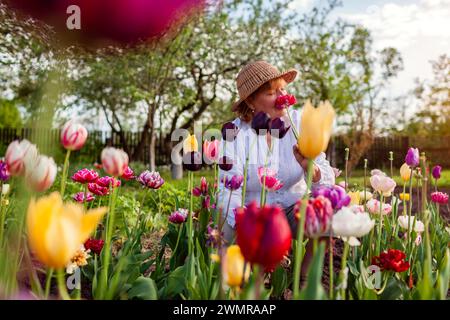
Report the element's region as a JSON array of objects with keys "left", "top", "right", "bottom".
[{"left": 293, "top": 145, "right": 321, "bottom": 183}]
